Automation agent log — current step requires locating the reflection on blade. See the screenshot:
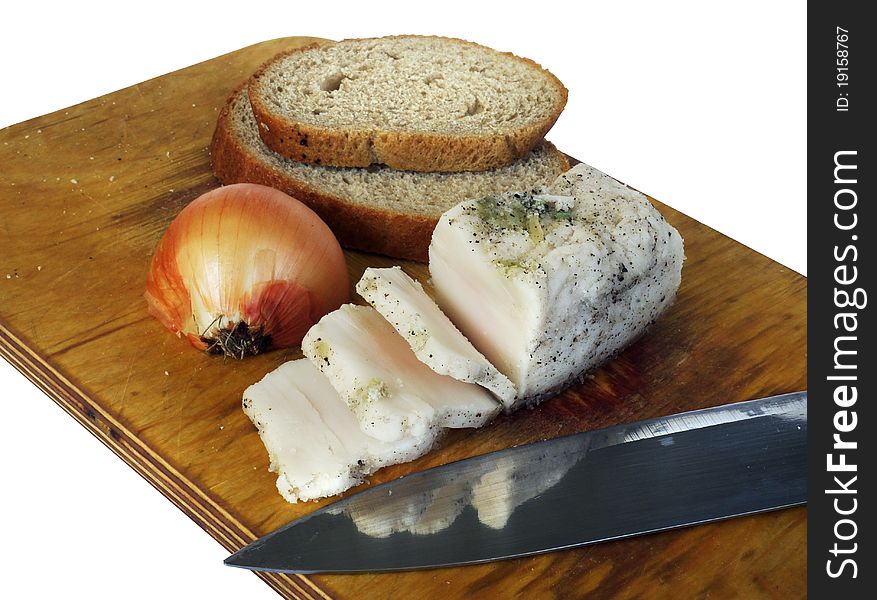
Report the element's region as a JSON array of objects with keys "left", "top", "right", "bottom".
[
  {"left": 226, "top": 392, "right": 807, "bottom": 574},
  {"left": 340, "top": 448, "right": 578, "bottom": 537},
  {"left": 339, "top": 472, "right": 472, "bottom": 538},
  {"left": 472, "top": 449, "right": 579, "bottom": 530},
  {"left": 408, "top": 477, "right": 471, "bottom": 536},
  {"left": 339, "top": 487, "right": 439, "bottom": 538}
]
